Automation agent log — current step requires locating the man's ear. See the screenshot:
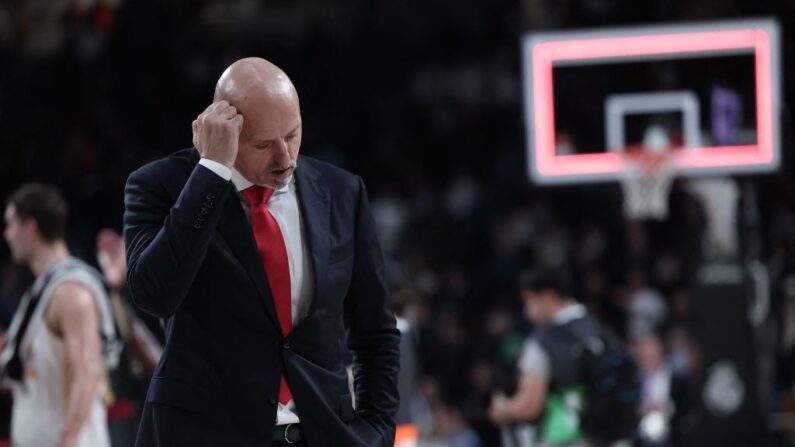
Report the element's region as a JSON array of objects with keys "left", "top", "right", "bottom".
[
  {"left": 23, "top": 218, "right": 39, "bottom": 240},
  {"left": 540, "top": 289, "right": 556, "bottom": 306}
]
